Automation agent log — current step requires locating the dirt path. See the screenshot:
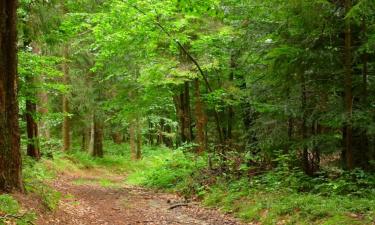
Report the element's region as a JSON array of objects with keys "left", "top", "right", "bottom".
[{"left": 34, "top": 170, "right": 250, "bottom": 225}]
